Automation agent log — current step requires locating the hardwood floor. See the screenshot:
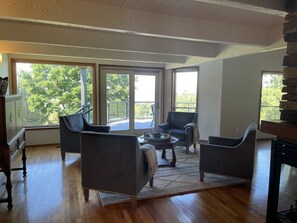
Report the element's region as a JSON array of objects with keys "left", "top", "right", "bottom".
[{"left": 0, "top": 140, "right": 294, "bottom": 223}]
